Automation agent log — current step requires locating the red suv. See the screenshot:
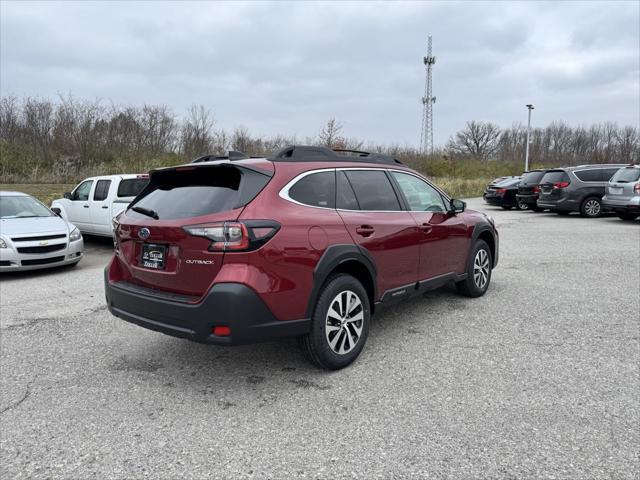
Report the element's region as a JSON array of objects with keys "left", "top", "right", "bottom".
[{"left": 105, "top": 146, "right": 499, "bottom": 369}]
